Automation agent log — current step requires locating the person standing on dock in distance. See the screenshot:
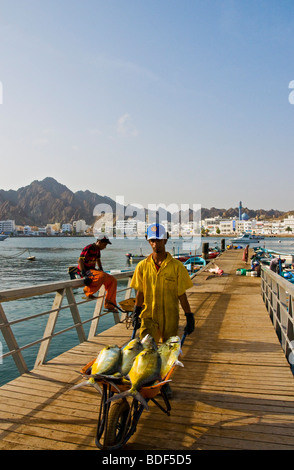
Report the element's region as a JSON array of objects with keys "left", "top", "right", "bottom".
[
  {"left": 269, "top": 257, "right": 285, "bottom": 274},
  {"left": 243, "top": 244, "right": 249, "bottom": 264},
  {"left": 131, "top": 223, "right": 195, "bottom": 343},
  {"left": 77, "top": 235, "right": 118, "bottom": 311}
]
